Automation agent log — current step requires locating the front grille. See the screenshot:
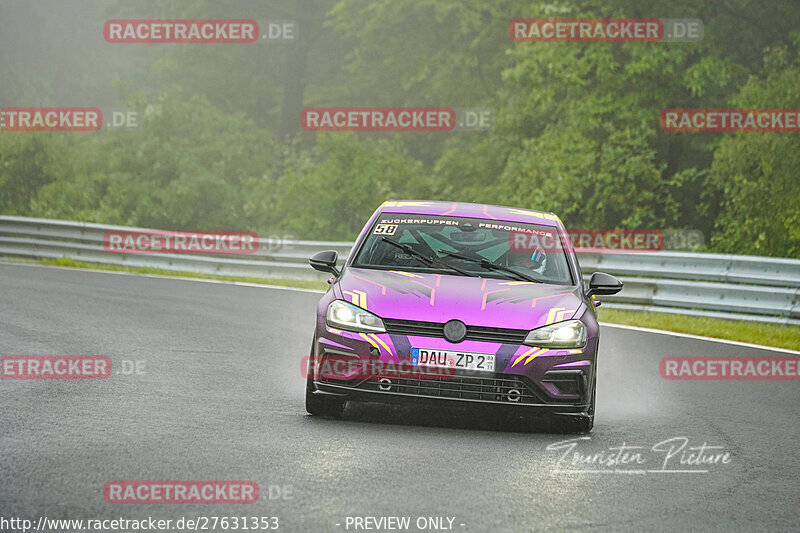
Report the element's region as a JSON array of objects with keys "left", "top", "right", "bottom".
[
  {"left": 357, "top": 374, "right": 547, "bottom": 404},
  {"left": 383, "top": 319, "right": 442, "bottom": 337},
  {"left": 383, "top": 318, "right": 527, "bottom": 344},
  {"left": 465, "top": 325, "right": 528, "bottom": 344}
]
